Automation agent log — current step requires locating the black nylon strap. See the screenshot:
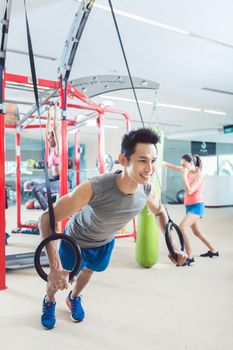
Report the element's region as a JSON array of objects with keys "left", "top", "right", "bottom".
[
  {"left": 107, "top": 1, "right": 175, "bottom": 215},
  {"left": 23, "top": 0, "right": 55, "bottom": 233},
  {"left": 62, "top": 78, "right": 68, "bottom": 120},
  {"left": 108, "top": 0, "right": 144, "bottom": 127}
]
